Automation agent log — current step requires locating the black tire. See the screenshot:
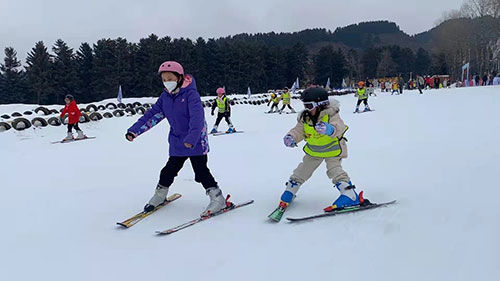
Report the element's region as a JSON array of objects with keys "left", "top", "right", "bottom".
[
  {"left": 31, "top": 117, "right": 48, "bottom": 127},
  {"left": 23, "top": 111, "right": 33, "bottom": 115},
  {"left": 47, "top": 117, "right": 62, "bottom": 126},
  {"left": 89, "top": 112, "right": 103, "bottom": 121},
  {"left": 113, "top": 109, "right": 125, "bottom": 117},
  {"left": 106, "top": 102, "right": 117, "bottom": 110},
  {"left": 11, "top": 112, "right": 22, "bottom": 117},
  {"left": 125, "top": 108, "right": 136, "bottom": 115},
  {"left": 12, "top": 117, "right": 32, "bottom": 130},
  {"left": 143, "top": 103, "right": 151, "bottom": 109},
  {"left": 135, "top": 107, "right": 146, "bottom": 115},
  {"left": 97, "top": 105, "right": 106, "bottom": 111},
  {"left": 86, "top": 104, "right": 98, "bottom": 112},
  {"left": 117, "top": 103, "right": 126, "bottom": 109},
  {"left": 34, "top": 106, "right": 51, "bottom": 115},
  {"left": 230, "top": 100, "right": 235, "bottom": 106},
  {"left": 50, "top": 109, "right": 59, "bottom": 114},
  {"left": 103, "top": 112, "right": 113, "bottom": 118},
  {"left": 133, "top": 102, "right": 142, "bottom": 107},
  {"left": 1, "top": 114, "right": 10, "bottom": 119},
  {"left": 244, "top": 101, "right": 248, "bottom": 104},
  {"left": 79, "top": 113, "right": 90, "bottom": 123},
  {"left": 0, "top": 121, "right": 11, "bottom": 132},
  {"left": 126, "top": 103, "right": 134, "bottom": 109}
]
